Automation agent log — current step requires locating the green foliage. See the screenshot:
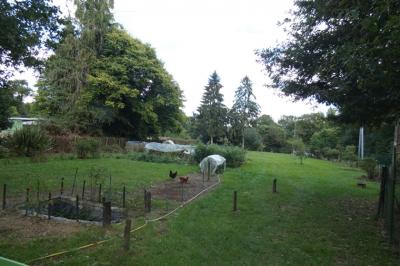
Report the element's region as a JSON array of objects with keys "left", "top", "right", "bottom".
[
  {"left": 359, "top": 158, "right": 378, "bottom": 179},
  {"left": 230, "top": 76, "right": 260, "bottom": 148},
  {"left": 9, "top": 126, "right": 50, "bottom": 157},
  {"left": 322, "top": 148, "right": 340, "bottom": 161},
  {"left": 101, "top": 144, "right": 124, "bottom": 154},
  {"left": 341, "top": 145, "right": 358, "bottom": 162},
  {"left": 36, "top": 1, "right": 183, "bottom": 139},
  {"left": 288, "top": 137, "right": 306, "bottom": 164},
  {"left": 258, "top": 0, "right": 400, "bottom": 124},
  {"left": 0, "top": 145, "right": 9, "bottom": 158},
  {"left": 194, "top": 143, "right": 246, "bottom": 167},
  {"left": 0, "top": 0, "right": 61, "bottom": 86},
  {"left": 243, "top": 127, "right": 263, "bottom": 151},
  {"left": 75, "top": 139, "right": 100, "bottom": 159},
  {"left": 194, "top": 72, "right": 228, "bottom": 144},
  {"left": 0, "top": 79, "right": 33, "bottom": 129},
  {"left": 0, "top": 86, "right": 13, "bottom": 129},
  {"left": 125, "top": 152, "right": 188, "bottom": 164},
  {"left": 256, "top": 115, "right": 286, "bottom": 152},
  {"left": 310, "top": 127, "right": 339, "bottom": 157}
]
